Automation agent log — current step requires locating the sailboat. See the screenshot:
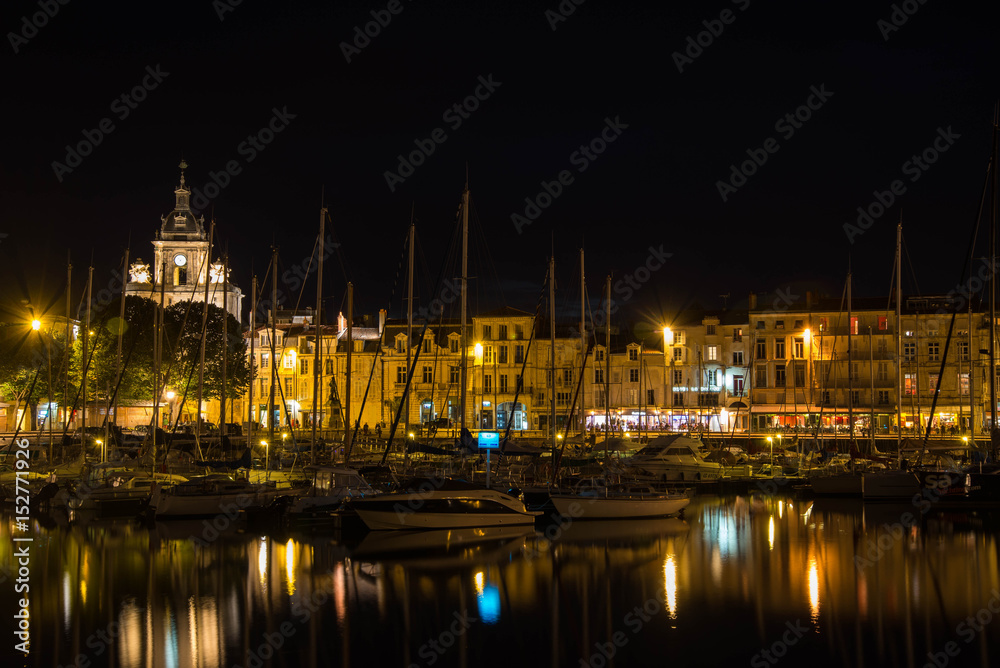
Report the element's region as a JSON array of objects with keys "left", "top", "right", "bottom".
[{"left": 546, "top": 266, "right": 692, "bottom": 519}]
